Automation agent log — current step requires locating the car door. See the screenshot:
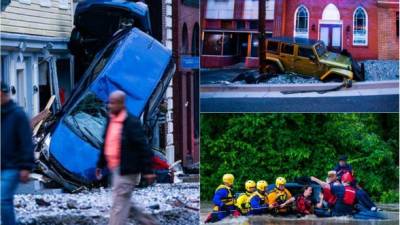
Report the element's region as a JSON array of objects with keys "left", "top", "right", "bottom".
[
  {"left": 294, "top": 46, "right": 319, "bottom": 76},
  {"left": 279, "top": 43, "right": 295, "bottom": 72}
]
